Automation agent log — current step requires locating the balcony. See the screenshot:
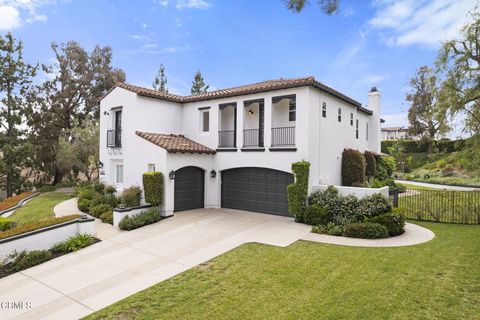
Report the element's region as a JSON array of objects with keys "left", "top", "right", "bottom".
[
  {"left": 218, "top": 130, "right": 235, "bottom": 148},
  {"left": 107, "top": 130, "right": 122, "bottom": 148},
  {"left": 271, "top": 126, "right": 295, "bottom": 147}
]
